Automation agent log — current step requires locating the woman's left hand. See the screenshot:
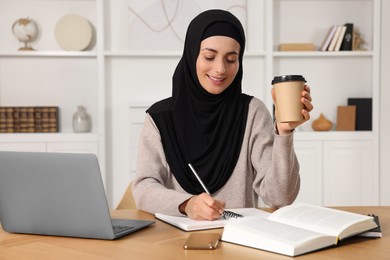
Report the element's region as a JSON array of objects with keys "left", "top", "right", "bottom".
[{"left": 271, "top": 85, "right": 313, "bottom": 135}]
